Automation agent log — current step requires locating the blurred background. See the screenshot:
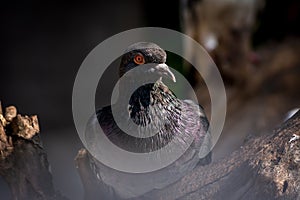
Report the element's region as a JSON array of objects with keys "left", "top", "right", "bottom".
[{"left": 0, "top": 0, "right": 299, "bottom": 199}]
